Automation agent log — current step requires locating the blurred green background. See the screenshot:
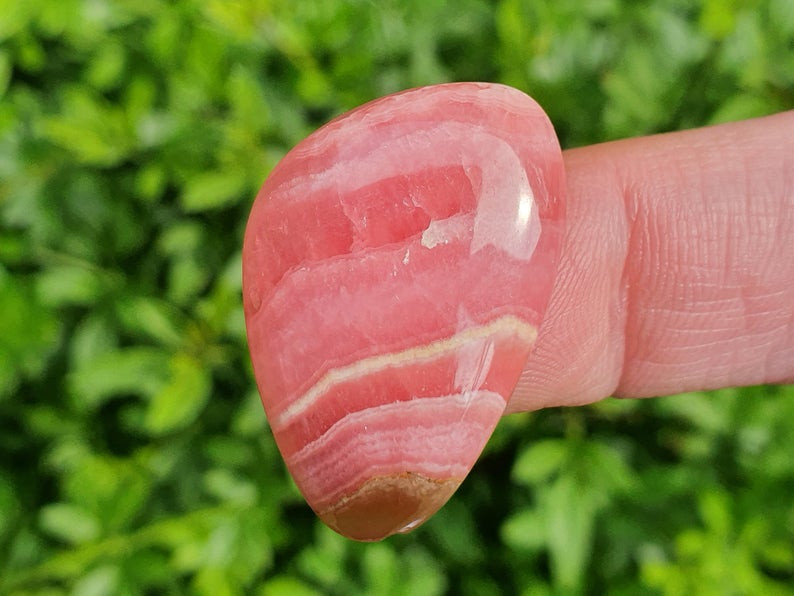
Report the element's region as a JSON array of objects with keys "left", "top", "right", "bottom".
[{"left": 1, "top": 0, "right": 794, "bottom": 594}]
